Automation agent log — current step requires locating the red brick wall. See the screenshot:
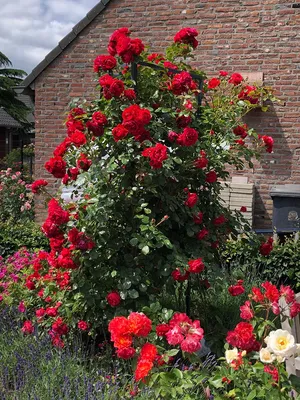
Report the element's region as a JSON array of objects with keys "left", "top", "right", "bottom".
[{"left": 34, "top": 0, "right": 300, "bottom": 227}]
